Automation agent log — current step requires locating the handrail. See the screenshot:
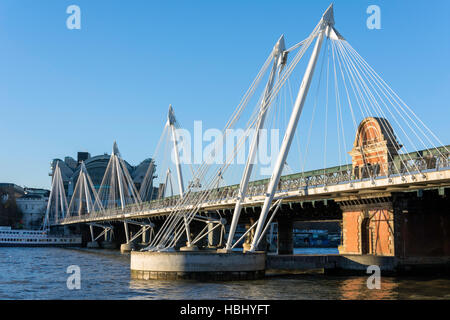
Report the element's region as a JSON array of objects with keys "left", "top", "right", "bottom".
[{"left": 58, "top": 152, "right": 449, "bottom": 224}]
